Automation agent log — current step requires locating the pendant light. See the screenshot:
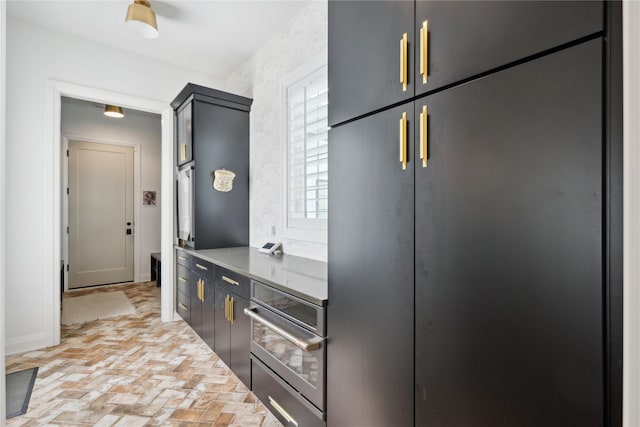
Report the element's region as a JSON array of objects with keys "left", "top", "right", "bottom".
[
  {"left": 125, "top": 0, "right": 159, "bottom": 39},
  {"left": 104, "top": 105, "right": 125, "bottom": 118}
]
